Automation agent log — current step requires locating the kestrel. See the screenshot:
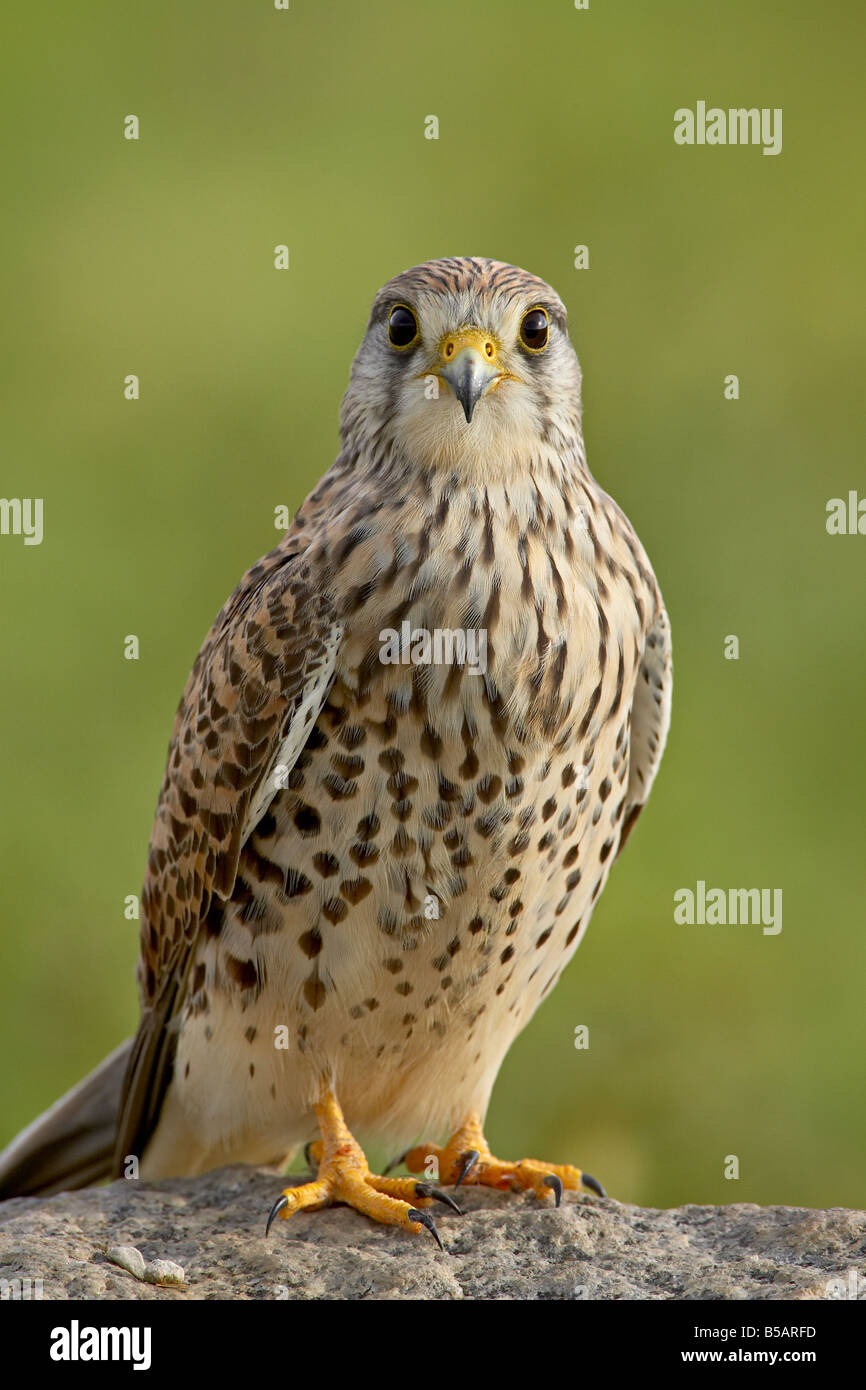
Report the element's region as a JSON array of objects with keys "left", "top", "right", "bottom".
[{"left": 0, "top": 258, "right": 672, "bottom": 1246}]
